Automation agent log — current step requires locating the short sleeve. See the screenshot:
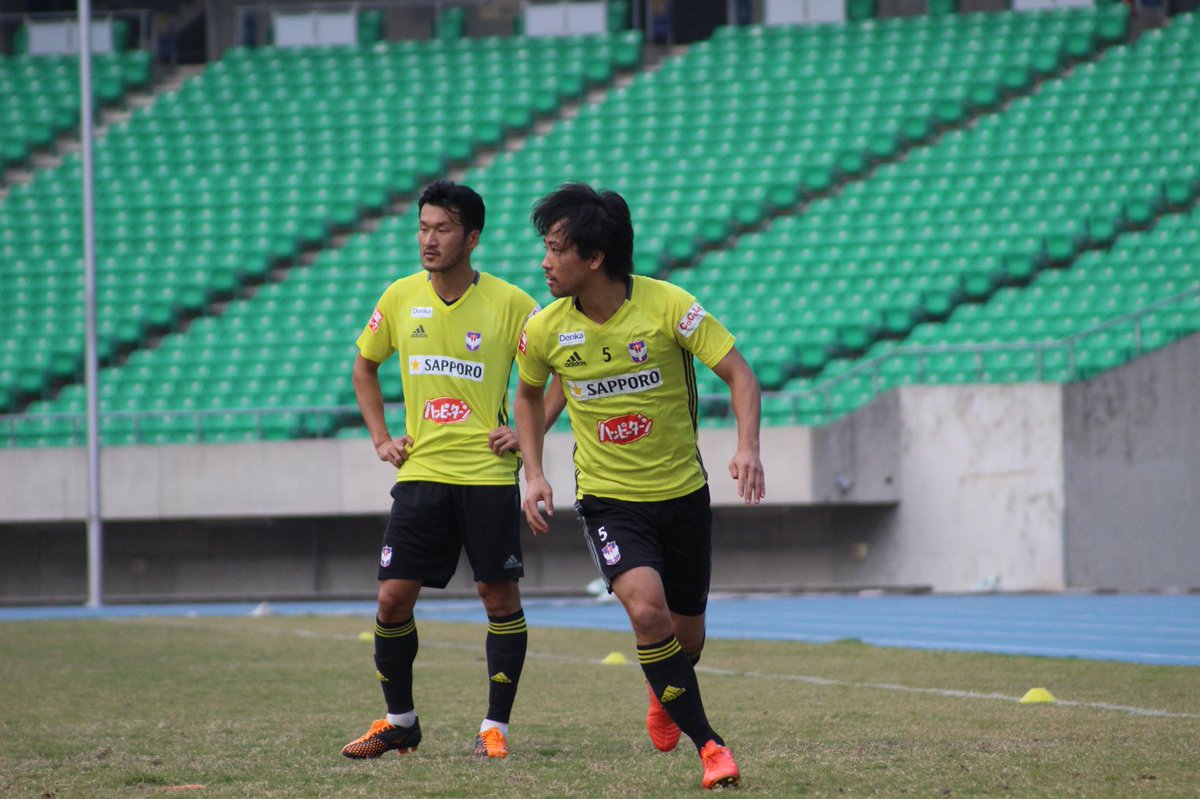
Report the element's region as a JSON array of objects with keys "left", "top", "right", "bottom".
[
  {"left": 670, "top": 290, "right": 735, "bottom": 370},
  {"left": 355, "top": 289, "right": 396, "bottom": 363},
  {"left": 516, "top": 311, "right": 550, "bottom": 388}
]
